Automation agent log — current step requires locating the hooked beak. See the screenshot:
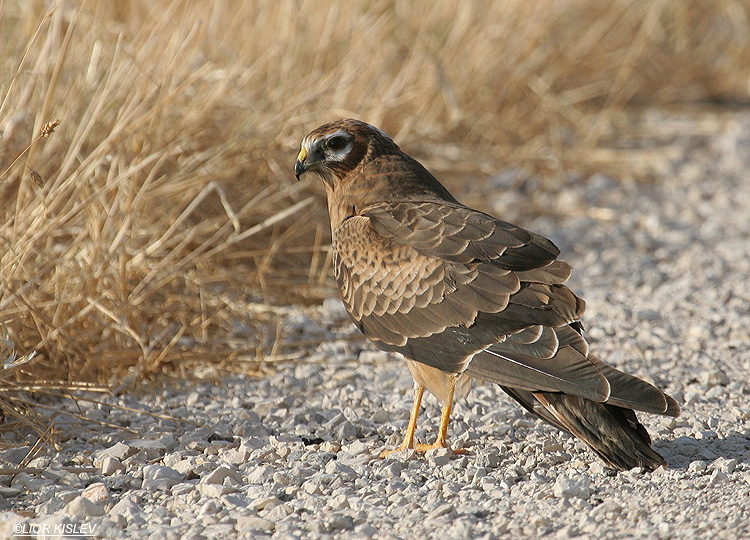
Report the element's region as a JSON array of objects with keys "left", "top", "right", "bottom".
[{"left": 294, "top": 147, "right": 308, "bottom": 180}]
